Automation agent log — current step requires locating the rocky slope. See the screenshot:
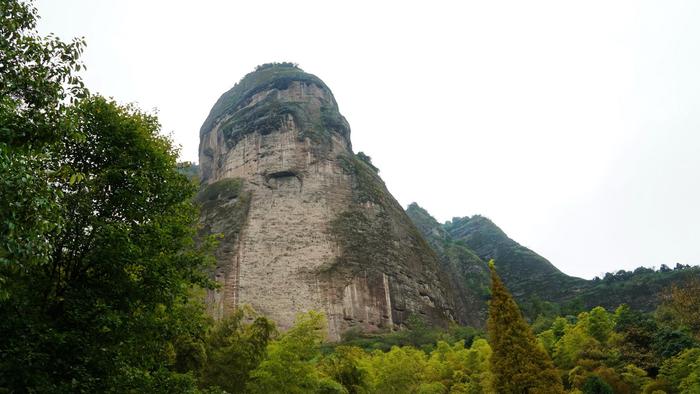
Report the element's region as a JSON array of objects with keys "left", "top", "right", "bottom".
[{"left": 197, "top": 63, "right": 467, "bottom": 339}]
